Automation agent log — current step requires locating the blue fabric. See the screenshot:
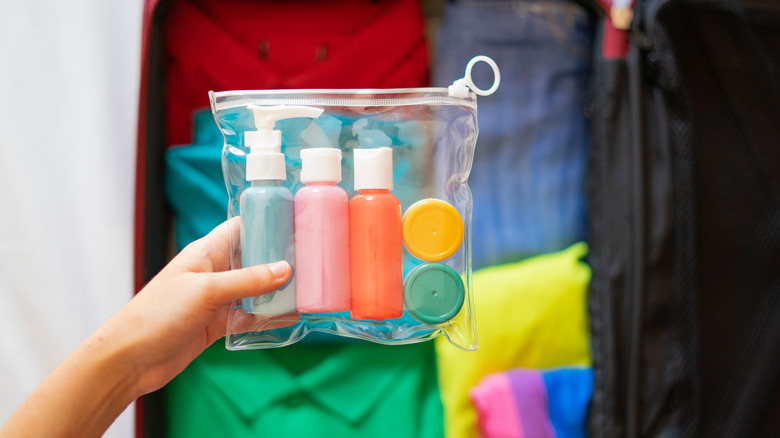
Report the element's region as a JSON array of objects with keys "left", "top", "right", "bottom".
[
  {"left": 543, "top": 367, "right": 593, "bottom": 438},
  {"left": 434, "top": 0, "right": 593, "bottom": 269}
]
